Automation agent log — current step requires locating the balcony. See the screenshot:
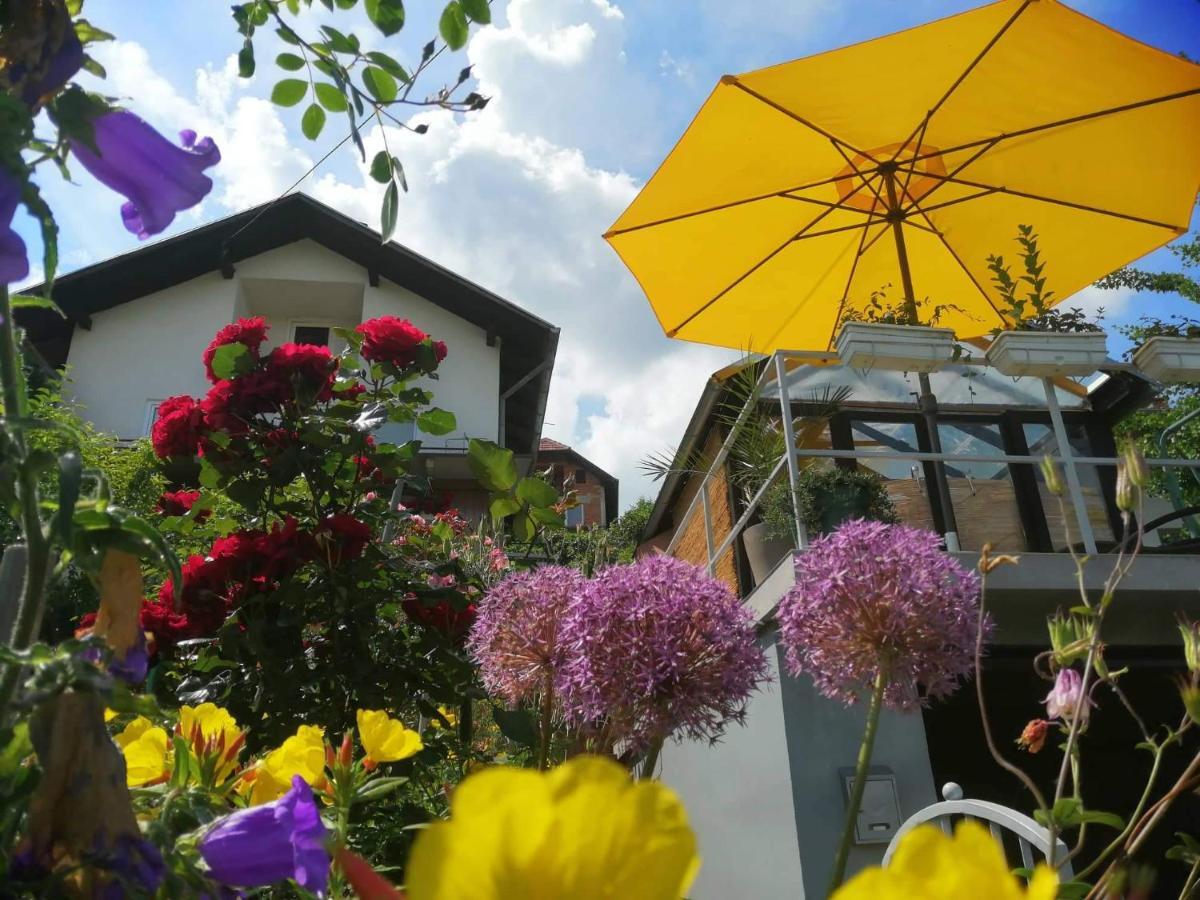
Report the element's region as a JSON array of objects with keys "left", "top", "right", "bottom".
[{"left": 657, "top": 350, "right": 1200, "bottom": 626}]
